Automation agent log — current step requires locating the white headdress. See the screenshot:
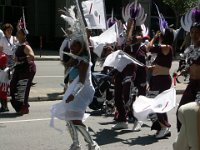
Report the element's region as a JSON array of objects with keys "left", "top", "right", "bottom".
[
  {"left": 59, "top": 0, "right": 91, "bottom": 62},
  {"left": 59, "top": 6, "right": 85, "bottom": 45},
  {"left": 181, "top": 7, "right": 200, "bottom": 32}
]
